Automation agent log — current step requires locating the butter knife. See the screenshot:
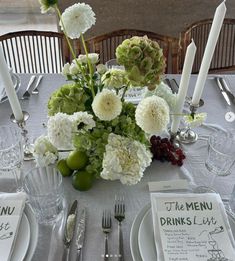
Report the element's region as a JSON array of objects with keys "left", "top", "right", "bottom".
[
  {"left": 63, "top": 200, "right": 78, "bottom": 261},
  {"left": 215, "top": 77, "right": 231, "bottom": 106},
  {"left": 76, "top": 208, "right": 86, "bottom": 261},
  {"left": 219, "top": 77, "right": 235, "bottom": 104}
]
